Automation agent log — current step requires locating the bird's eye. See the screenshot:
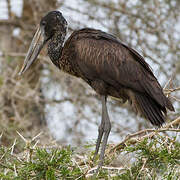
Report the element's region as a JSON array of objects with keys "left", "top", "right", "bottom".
[{"left": 41, "top": 21, "right": 46, "bottom": 26}]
